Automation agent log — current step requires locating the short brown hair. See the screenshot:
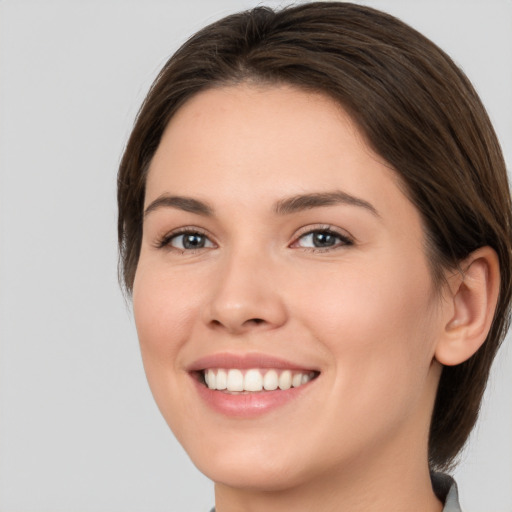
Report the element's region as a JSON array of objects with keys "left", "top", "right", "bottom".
[{"left": 117, "top": 2, "right": 512, "bottom": 470}]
